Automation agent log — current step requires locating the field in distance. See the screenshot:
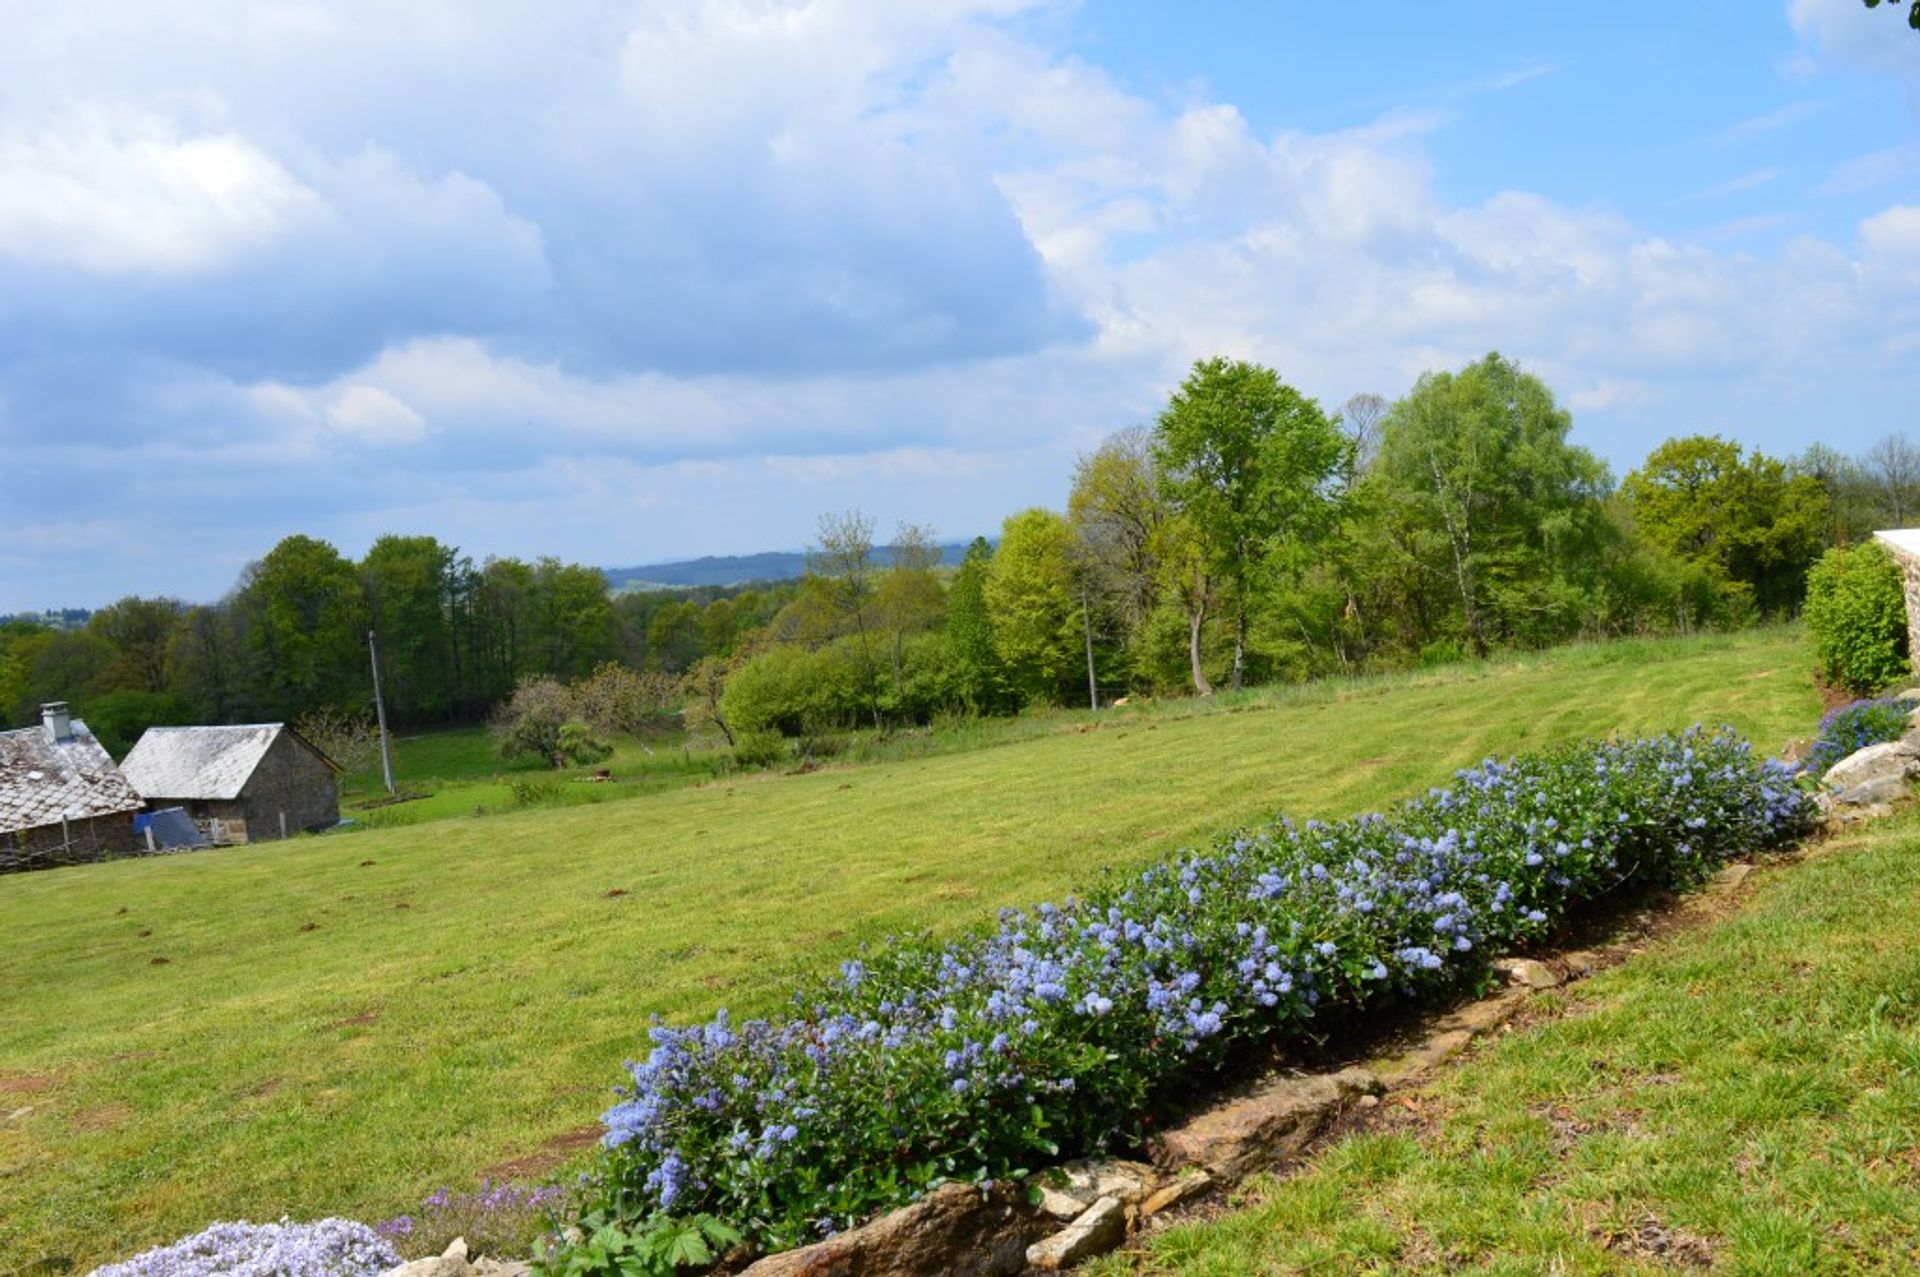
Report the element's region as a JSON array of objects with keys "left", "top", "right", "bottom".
[{"left": 0, "top": 628, "right": 1817, "bottom": 1271}]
